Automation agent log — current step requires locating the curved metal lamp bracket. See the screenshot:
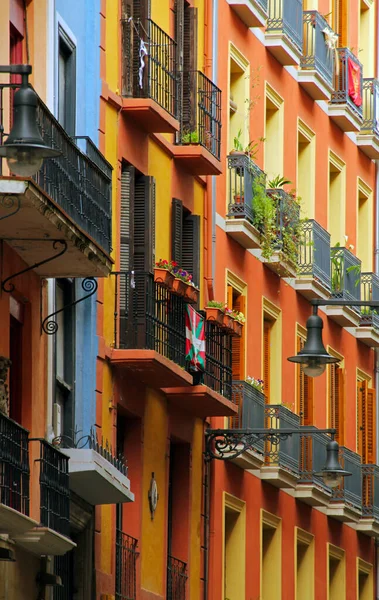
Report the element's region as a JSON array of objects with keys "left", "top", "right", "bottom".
[
  {"left": 41, "top": 277, "right": 98, "bottom": 335},
  {"left": 1, "top": 239, "right": 67, "bottom": 293},
  {"left": 0, "top": 195, "right": 21, "bottom": 221}
]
